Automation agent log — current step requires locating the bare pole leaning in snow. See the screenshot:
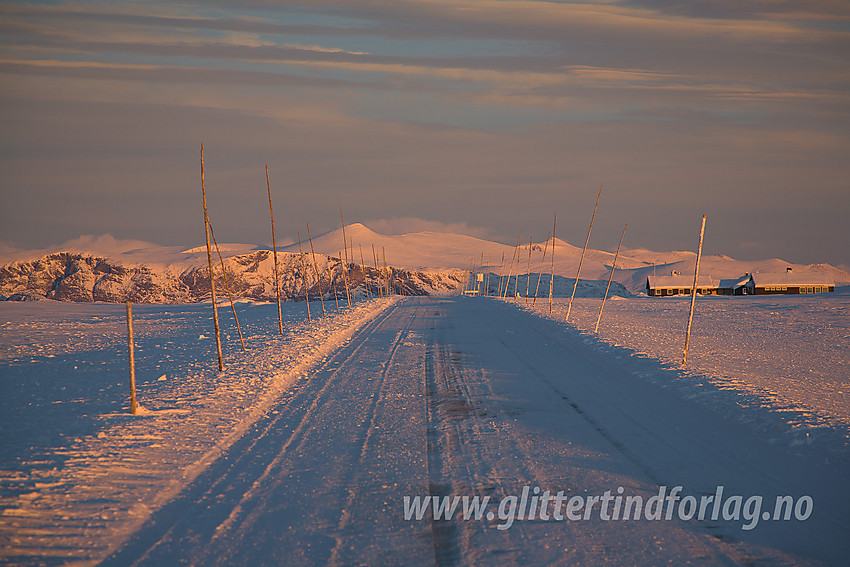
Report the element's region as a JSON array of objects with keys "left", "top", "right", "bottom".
[
  {"left": 683, "top": 215, "right": 707, "bottom": 367},
  {"left": 503, "top": 231, "right": 521, "bottom": 299},
  {"left": 549, "top": 214, "right": 556, "bottom": 313},
  {"left": 525, "top": 236, "right": 533, "bottom": 304},
  {"left": 209, "top": 221, "right": 246, "bottom": 351},
  {"left": 566, "top": 185, "right": 603, "bottom": 323},
  {"left": 595, "top": 223, "right": 627, "bottom": 334},
  {"left": 334, "top": 250, "right": 342, "bottom": 307},
  {"left": 509, "top": 232, "right": 522, "bottom": 299},
  {"left": 497, "top": 251, "right": 506, "bottom": 298},
  {"left": 372, "top": 244, "right": 383, "bottom": 298},
  {"left": 306, "top": 223, "right": 326, "bottom": 318},
  {"left": 484, "top": 250, "right": 491, "bottom": 297},
  {"left": 331, "top": 254, "right": 341, "bottom": 313},
  {"left": 533, "top": 231, "right": 550, "bottom": 306},
  {"left": 382, "top": 247, "right": 390, "bottom": 295},
  {"left": 125, "top": 302, "right": 137, "bottom": 414},
  {"left": 266, "top": 165, "right": 283, "bottom": 334},
  {"left": 338, "top": 204, "right": 352, "bottom": 308},
  {"left": 360, "top": 244, "right": 372, "bottom": 301},
  {"left": 200, "top": 143, "right": 224, "bottom": 372},
  {"left": 350, "top": 236, "right": 357, "bottom": 304},
  {"left": 297, "top": 229, "right": 311, "bottom": 322}
]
